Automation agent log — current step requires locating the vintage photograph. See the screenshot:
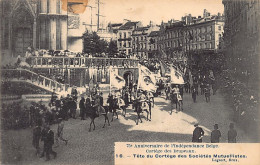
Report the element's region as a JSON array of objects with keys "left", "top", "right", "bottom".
[{"left": 0, "top": 0, "right": 259, "bottom": 164}]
